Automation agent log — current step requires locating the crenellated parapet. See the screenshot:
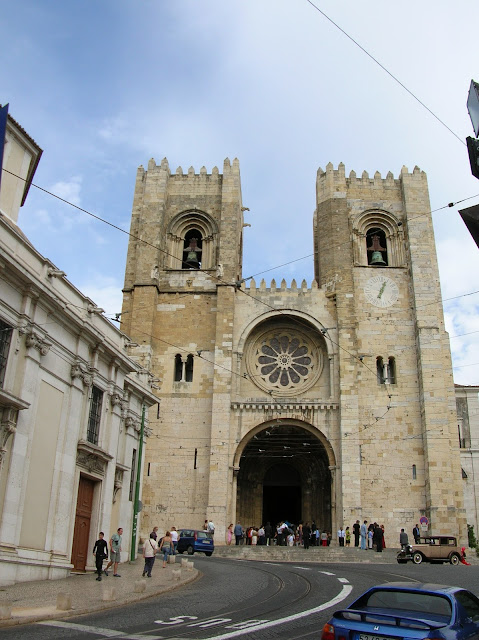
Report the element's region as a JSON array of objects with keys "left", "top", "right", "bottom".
[
  {"left": 243, "top": 278, "right": 319, "bottom": 294},
  {"left": 316, "top": 162, "right": 427, "bottom": 203}
]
